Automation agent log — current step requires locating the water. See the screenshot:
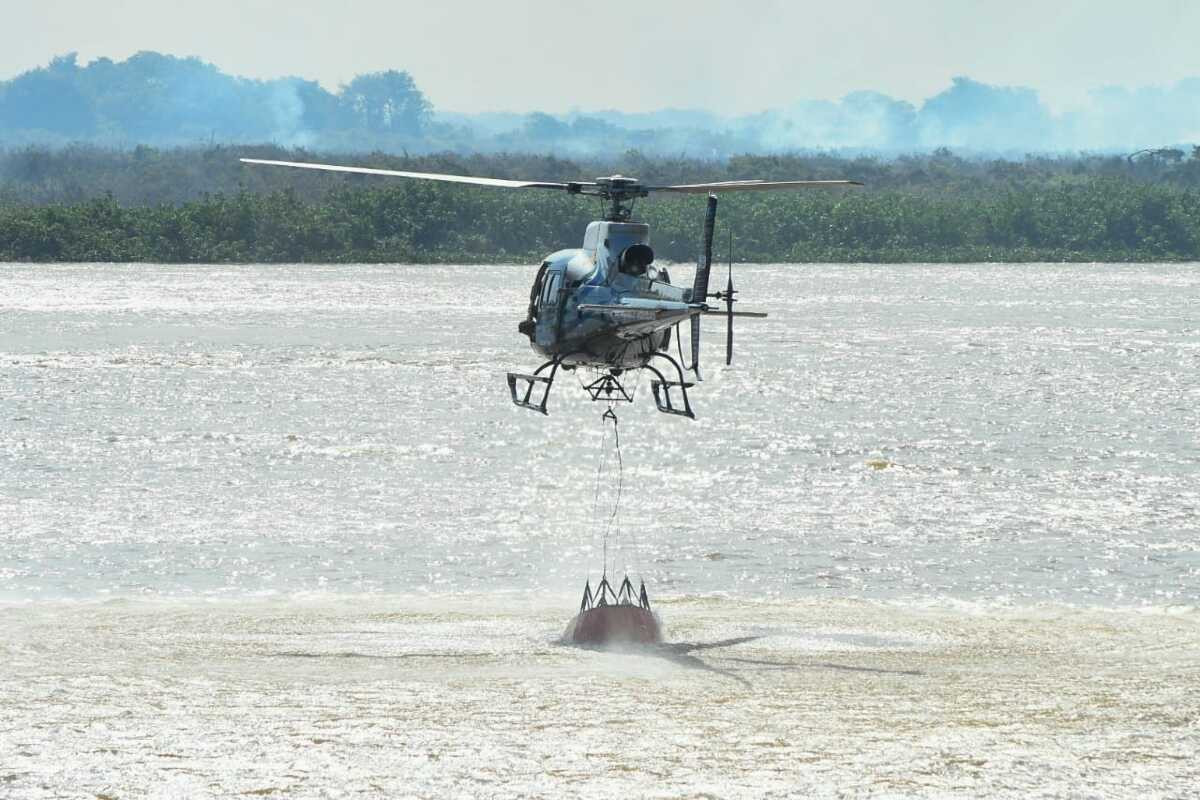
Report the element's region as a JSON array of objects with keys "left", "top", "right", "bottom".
[{"left": 2, "top": 262, "right": 1198, "bottom": 797}]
